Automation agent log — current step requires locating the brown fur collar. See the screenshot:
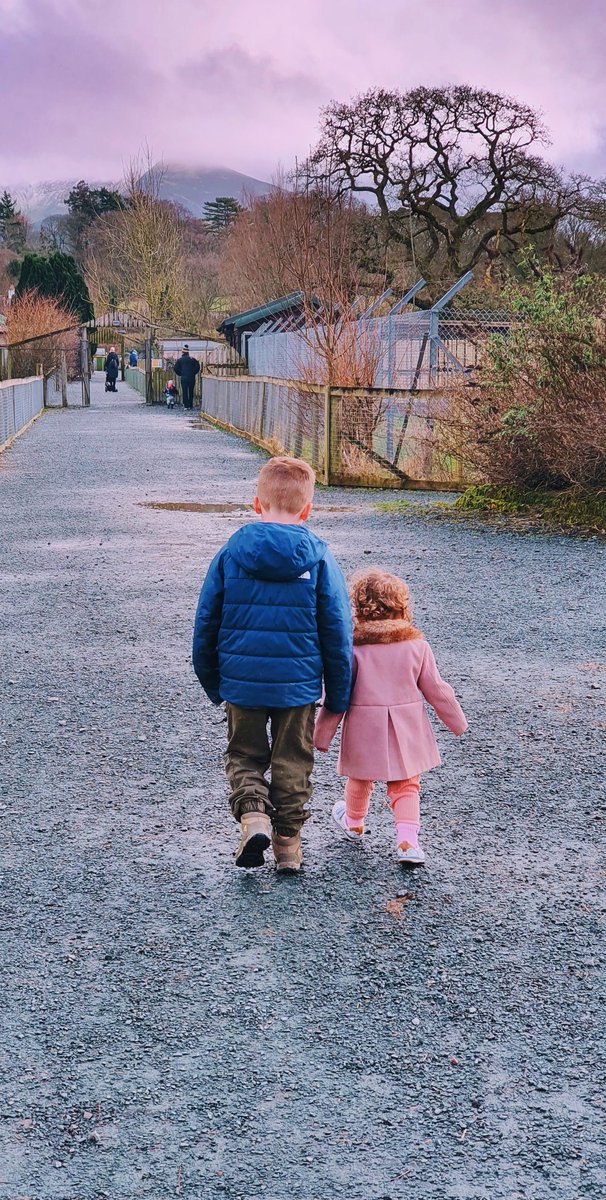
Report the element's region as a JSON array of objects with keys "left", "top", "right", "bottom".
[{"left": 354, "top": 618, "right": 423, "bottom": 646}]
